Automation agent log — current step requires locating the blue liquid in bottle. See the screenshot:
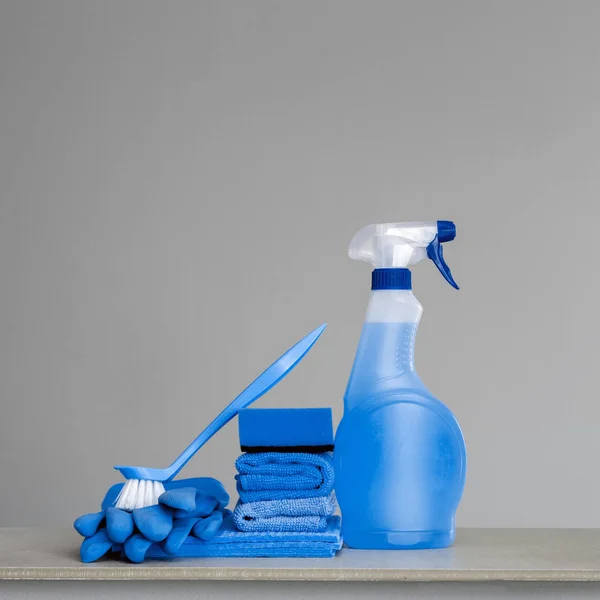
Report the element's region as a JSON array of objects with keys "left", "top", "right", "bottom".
[{"left": 334, "top": 320, "right": 466, "bottom": 550}]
